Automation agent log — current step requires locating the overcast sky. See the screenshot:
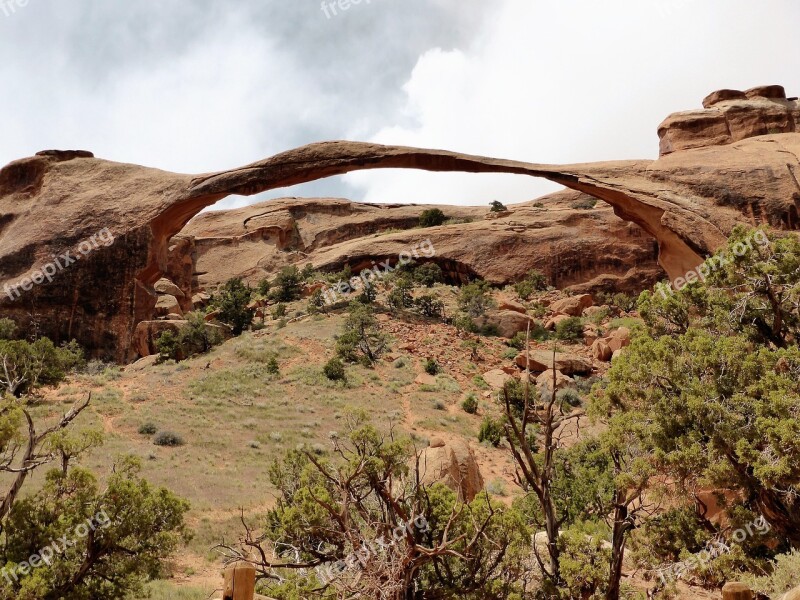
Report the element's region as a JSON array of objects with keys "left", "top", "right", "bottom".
[{"left": 1, "top": 0, "right": 799, "bottom": 209}]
